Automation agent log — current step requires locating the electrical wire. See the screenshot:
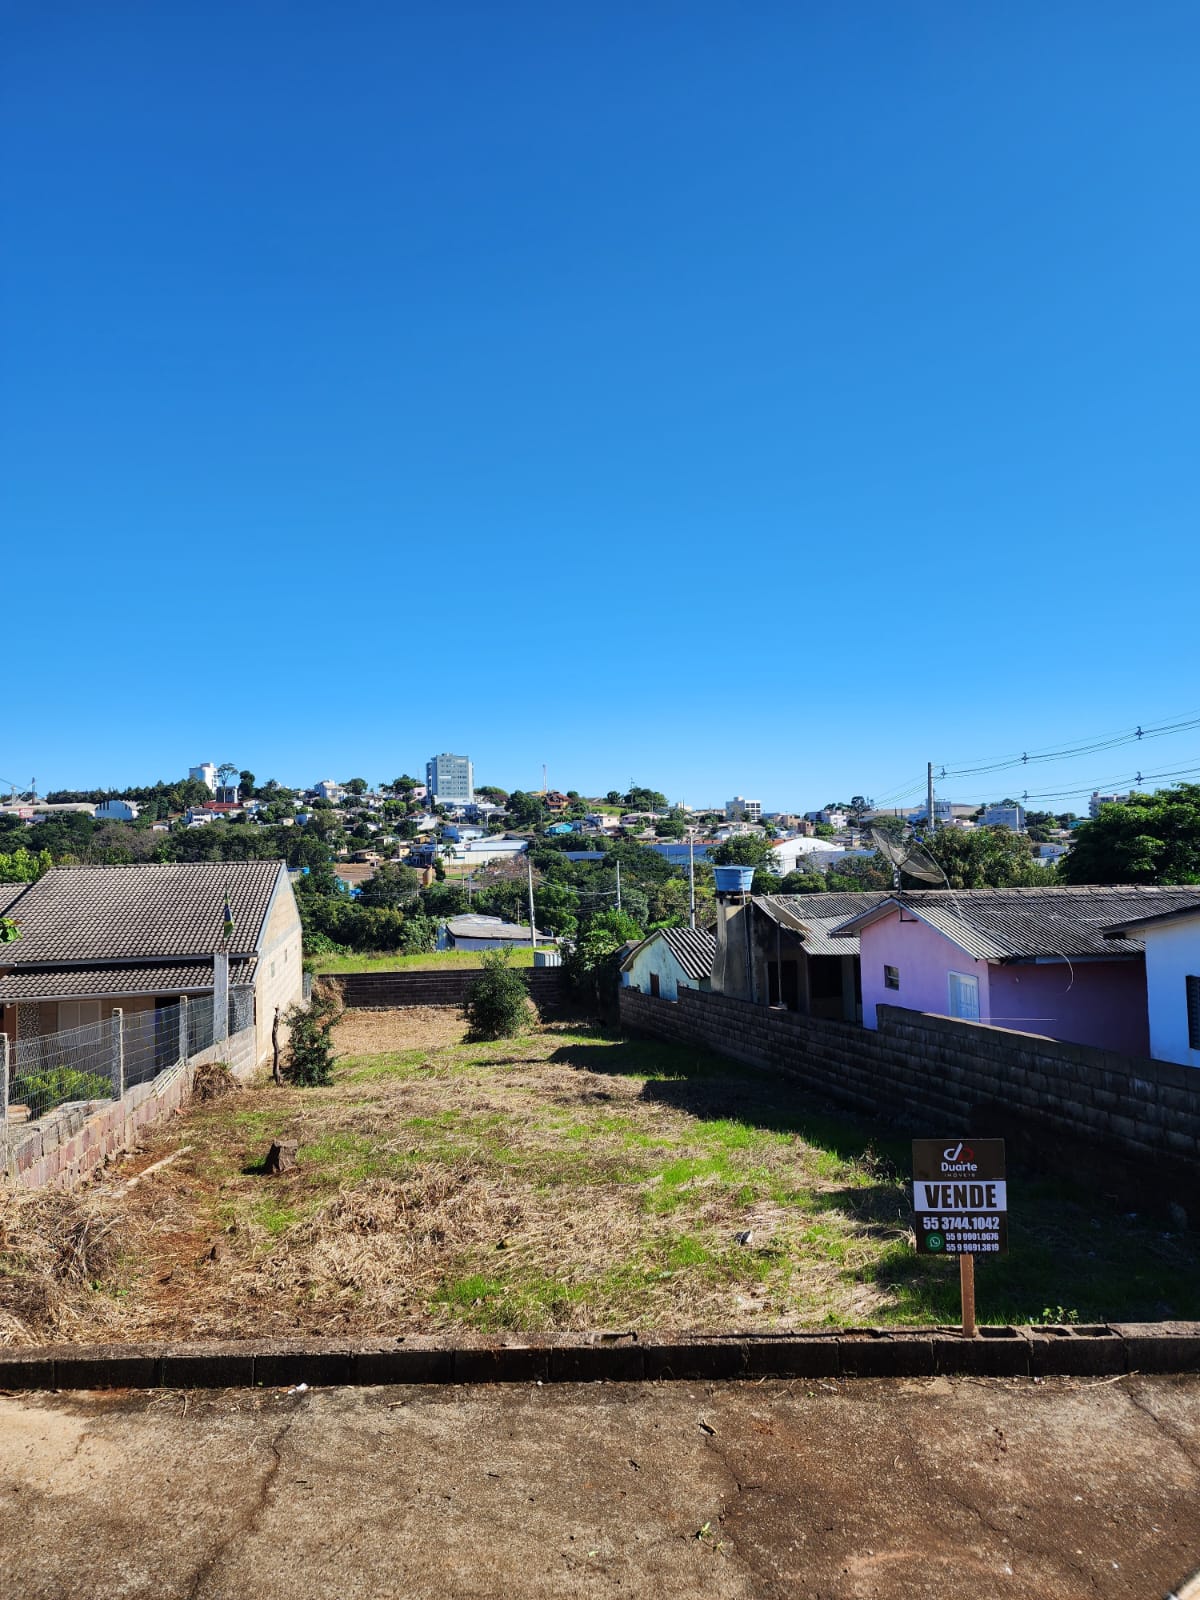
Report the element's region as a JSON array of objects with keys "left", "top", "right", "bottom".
[{"left": 938, "top": 707, "right": 1200, "bottom": 781}]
